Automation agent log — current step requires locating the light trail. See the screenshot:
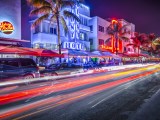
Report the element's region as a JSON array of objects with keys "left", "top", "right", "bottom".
[
  {"left": 0, "top": 65, "right": 159, "bottom": 106},
  {"left": 0, "top": 68, "right": 160, "bottom": 120}
]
